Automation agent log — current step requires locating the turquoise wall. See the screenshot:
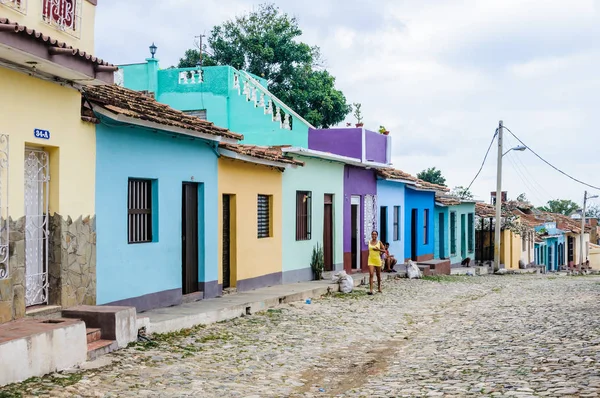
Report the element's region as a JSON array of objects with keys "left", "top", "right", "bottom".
[
  {"left": 445, "top": 203, "right": 476, "bottom": 265},
  {"left": 119, "top": 62, "right": 310, "bottom": 148},
  {"left": 281, "top": 156, "right": 344, "bottom": 283},
  {"left": 95, "top": 119, "right": 219, "bottom": 306},
  {"left": 376, "top": 180, "right": 406, "bottom": 262},
  {"left": 434, "top": 206, "right": 449, "bottom": 259}
]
